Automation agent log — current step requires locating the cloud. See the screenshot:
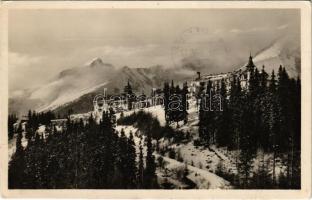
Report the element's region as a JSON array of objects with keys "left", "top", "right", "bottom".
[
  {"left": 229, "top": 26, "right": 270, "bottom": 34},
  {"left": 9, "top": 52, "right": 43, "bottom": 69},
  {"left": 86, "top": 44, "right": 158, "bottom": 58},
  {"left": 277, "top": 24, "right": 289, "bottom": 30},
  {"left": 78, "top": 44, "right": 166, "bottom": 68},
  {"left": 9, "top": 52, "right": 45, "bottom": 92},
  {"left": 229, "top": 29, "right": 243, "bottom": 33},
  {"left": 229, "top": 25, "right": 289, "bottom": 35},
  {"left": 8, "top": 10, "right": 299, "bottom": 93}
]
